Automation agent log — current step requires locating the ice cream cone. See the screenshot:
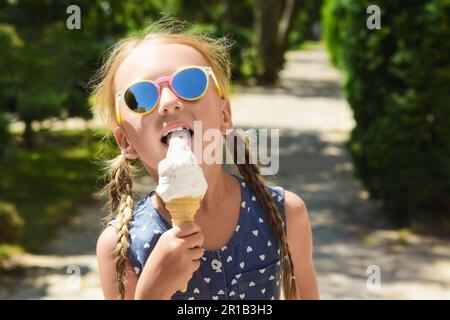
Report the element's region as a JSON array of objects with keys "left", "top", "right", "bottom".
[
  {"left": 156, "top": 135, "right": 207, "bottom": 294},
  {"left": 166, "top": 196, "right": 202, "bottom": 292}
]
